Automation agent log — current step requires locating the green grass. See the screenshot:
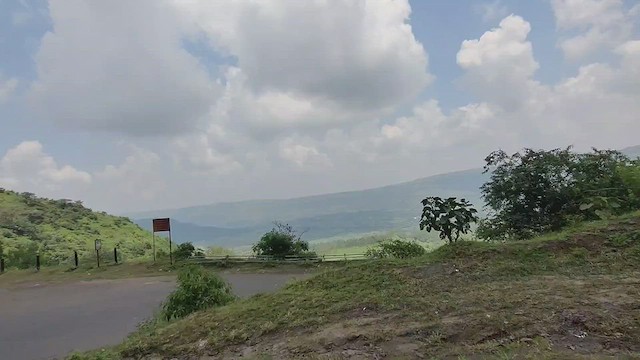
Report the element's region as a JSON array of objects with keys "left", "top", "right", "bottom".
[
  {"left": 72, "top": 212, "right": 640, "bottom": 359},
  {"left": 0, "top": 189, "right": 168, "bottom": 269}
]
